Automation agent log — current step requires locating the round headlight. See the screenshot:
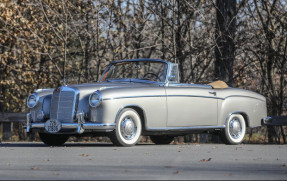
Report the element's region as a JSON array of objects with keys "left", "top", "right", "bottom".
[
  {"left": 89, "top": 91, "right": 102, "bottom": 108},
  {"left": 27, "top": 93, "right": 39, "bottom": 108}
]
